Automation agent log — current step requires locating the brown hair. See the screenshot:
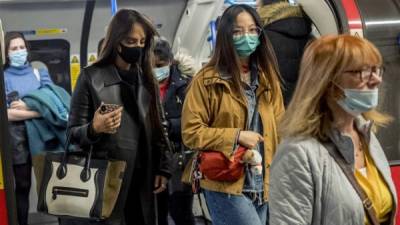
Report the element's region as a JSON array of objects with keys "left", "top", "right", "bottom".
[{"left": 4, "top": 31, "right": 30, "bottom": 68}]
